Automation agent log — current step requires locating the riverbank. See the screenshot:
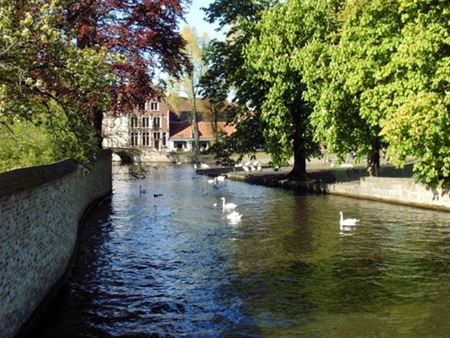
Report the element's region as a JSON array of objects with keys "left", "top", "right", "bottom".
[
  {"left": 0, "top": 151, "right": 112, "bottom": 338},
  {"left": 199, "top": 163, "right": 450, "bottom": 212}
]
